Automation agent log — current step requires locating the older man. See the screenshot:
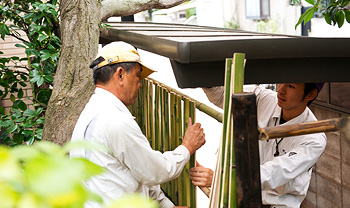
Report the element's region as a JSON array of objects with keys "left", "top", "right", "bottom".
[
  {"left": 70, "top": 42, "right": 205, "bottom": 208},
  {"left": 190, "top": 83, "right": 326, "bottom": 208}
]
